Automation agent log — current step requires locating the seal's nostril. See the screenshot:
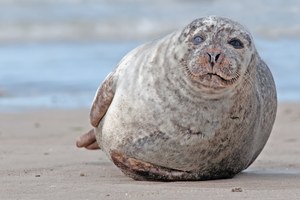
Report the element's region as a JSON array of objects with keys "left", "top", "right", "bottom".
[
  {"left": 207, "top": 53, "right": 212, "bottom": 63},
  {"left": 215, "top": 53, "right": 221, "bottom": 62}
]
